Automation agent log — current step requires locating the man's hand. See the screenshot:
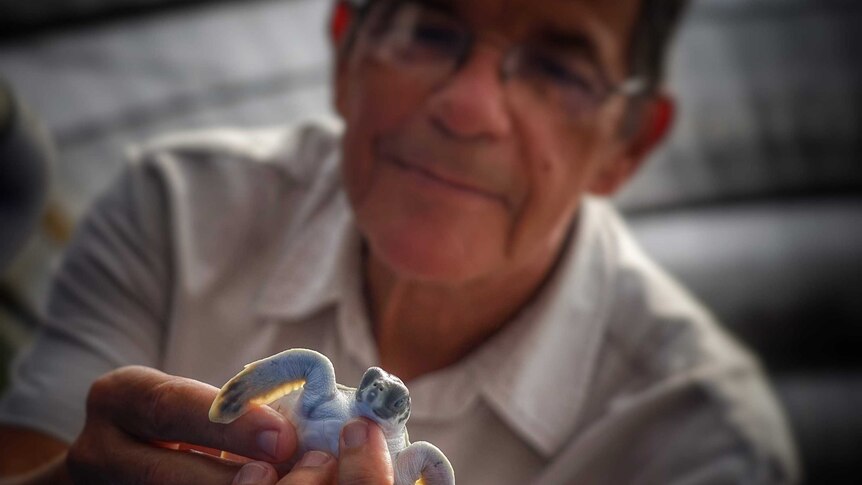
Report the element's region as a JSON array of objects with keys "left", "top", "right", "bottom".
[
  {"left": 66, "top": 366, "right": 298, "bottom": 484},
  {"left": 231, "top": 419, "right": 395, "bottom": 485}
]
